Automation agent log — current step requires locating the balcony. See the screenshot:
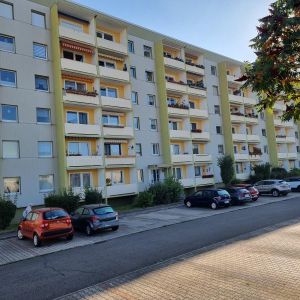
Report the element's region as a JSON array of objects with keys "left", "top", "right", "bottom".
[
  {"left": 164, "top": 57, "right": 185, "bottom": 70},
  {"left": 227, "top": 74, "right": 243, "bottom": 84},
  {"left": 286, "top": 136, "right": 296, "bottom": 143},
  {"left": 59, "top": 26, "right": 95, "bottom": 46},
  {"left": 165, "top": 80, "right": 187, "bottom": 93},
  {"left": 189, "top": 108, "right": 208, "bottom": 118},
  {"left": 232, "top": 133, "right": 247, "bottom": 142},
  {"left": 103, "top": 125, "right": 134, "bottom": 138},
  {"left": 230, "top": 113, "right": 245, "bottom": 123},
  {"left": 247, "top": 134, "right": 260, "bottom": 143},
  {"left": 195, "top": 176, "right": 215, "bottom": 186},
  {"left": 249, "top": 154, "right": 262, "bottom": 161},
  {"left": 101, "top": 96, "right": 132, "bottom": 111},
  {"left": 185, "top": 62, "right": 205, "bottom": 75},
  {"left": 236, "top": 173, "right": 249, "bottom": 180},
  {"left": 63, "top": 89, "right": 99, "bottom": 106},
  {"left": 66, "top": 155, "right": 103, "bottom": 168},
  {"left": 61, "top": 58, "right": 97, "bottom": 77},
  {"left": 179, "top": 178, "right": 195, "bottom": 188},
  {"left": 276, "top": 135, "right": 287, "bottom": 143},
  {"left": 243, "top": 97, "right": 257, "bottom": 106},
  {"left": 287, "top": 152, "right": 297, "bottom": 159},
  {"left": 64, "top": 123, "right": 101, "bottom": 137},
  {"left": 273, "top": 103, "right": 285, "bottom": 111},
  {"left": 234, "top": 153, "right": 249, "bottom": 161},
  {"left": 171, "top": 154, "right": 193, "bottom": 163},
  {"left": 97, "top": 37, "right": 127, "bottom": 56},
  {"left": 105, "top": 156, "right": 135, "bottom": 166},
  {"left": 169, "top": 129, "right": 191, "bottom": 140},
  {"left": 245, "top": 114, "right": 259, "bottom": 124},
  {"left": 106, "top": 183, "right": 138, "bottom": 197},
  {"left": 193, "top": 154, "right": 212, "bottom": 163},
  {"left": 278, "top": 152, "right": 287, "bottom": 159},
  {"left": 187, "top": 84, "right": 207, "bottom": 97},
  {"left": 99, "top": 67, "right": 129, "bottom": 82},
  {"left": 167, "top": 104, "right": 189, "bottom": 117},
  {"left": 191, "top": 131, "right": 210, "bottom": 141},
  {"left": 274, "top": 119, "right": 294, "bottom": 127},
  {"left": 228, "top": 94, "right": 244, "bottom": 105}
]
